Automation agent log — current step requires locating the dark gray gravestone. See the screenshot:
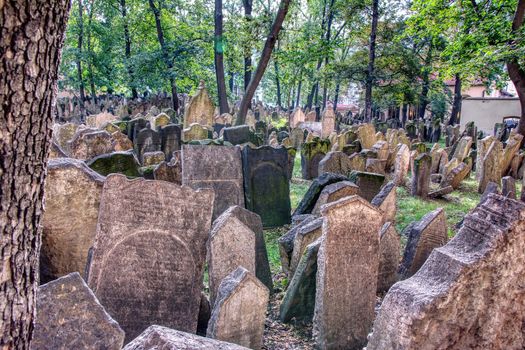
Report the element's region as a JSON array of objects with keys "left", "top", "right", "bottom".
[
  {"left": 182, "top": 145, "right": 244, "bottom": 220},
  {"left": 293, "top": 173, "right": 348, "bottom": 216},
  {"left": 33, "top": 272, "right": 124, "bottom": 350},
  {"left": 348, "top": 170, "right": 385, "bottom": 202},
  {"left": 280, "top": 238, "right": 320, "bottom": 323},
  {"left": 242, "top": 145, "right": 291, "bottom": 227},
  {"left": 87, "top": 151, "right": 141, "bottom": 177},
  {"left": 87, "top": 175, "right": 215, "bottom": 343},
  {"left": 223, "top": 125, "right": 252, "bottom": 145},
  {"left": 127, "top": 117, "right": 147, "bottom": 142},
  {"left": 160, "top": 124, "right": 181, "bottom": 161},
  {"left": 134, "top": 128, "right": 161, "bottom": 164}
]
